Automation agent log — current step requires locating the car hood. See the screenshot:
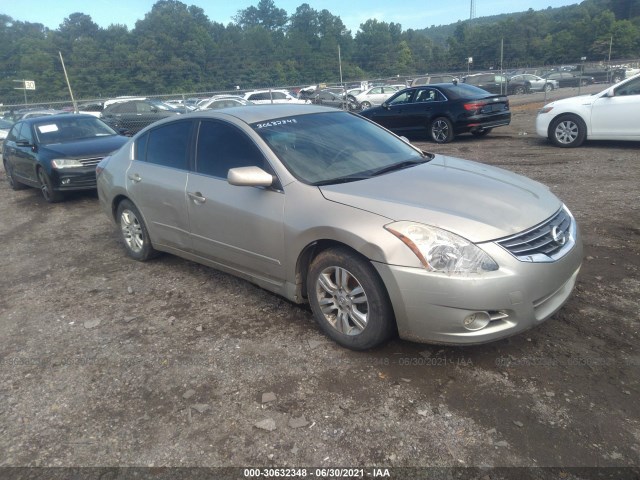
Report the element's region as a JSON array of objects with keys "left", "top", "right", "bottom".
[
  {"left": 319, "top": 155, "right": 562, "bottom": 243},
  {"left": 542, "top": 91, "right": 604, "bottom": 108},
  {"left": 40, "top": 135, "right": 129, "bottom": 158}
]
